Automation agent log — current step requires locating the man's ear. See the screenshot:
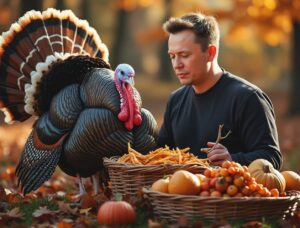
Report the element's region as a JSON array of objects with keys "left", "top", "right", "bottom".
[{"left": 208, "top": 45, "right": 217, "bottom": 61}]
